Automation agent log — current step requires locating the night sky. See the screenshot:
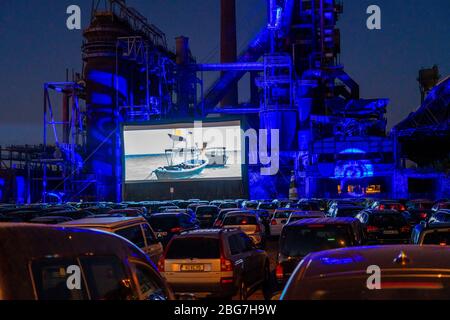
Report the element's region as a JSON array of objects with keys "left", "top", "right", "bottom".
[{"left": 0, "top": 0, "right": 449, "bottom": 146}]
